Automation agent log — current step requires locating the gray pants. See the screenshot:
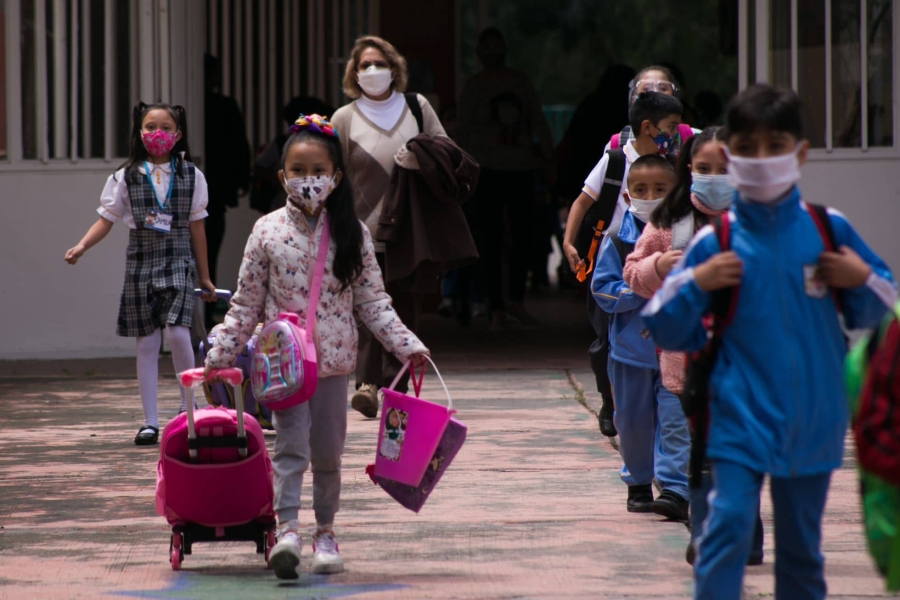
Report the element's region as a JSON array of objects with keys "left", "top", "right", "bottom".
[{"left": 272, "top": 375, "right": 349, "bottom": 526}]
